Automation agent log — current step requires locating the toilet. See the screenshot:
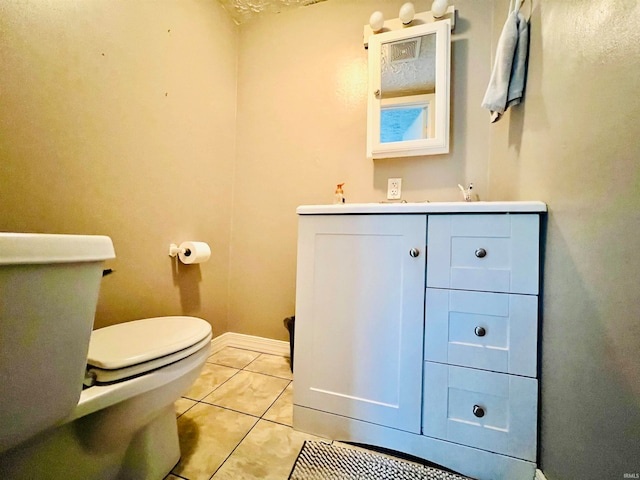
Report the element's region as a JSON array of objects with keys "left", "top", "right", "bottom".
[{"left": 0, "top": 233, "right": 212, "bottom": 480}]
